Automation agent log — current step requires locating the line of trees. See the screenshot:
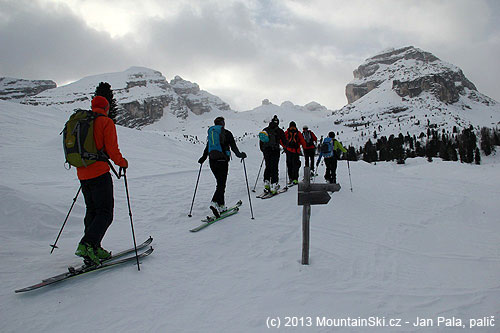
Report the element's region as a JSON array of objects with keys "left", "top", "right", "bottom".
[{"left": 341, "top": 126, "right": 500, "bottom": 165}]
